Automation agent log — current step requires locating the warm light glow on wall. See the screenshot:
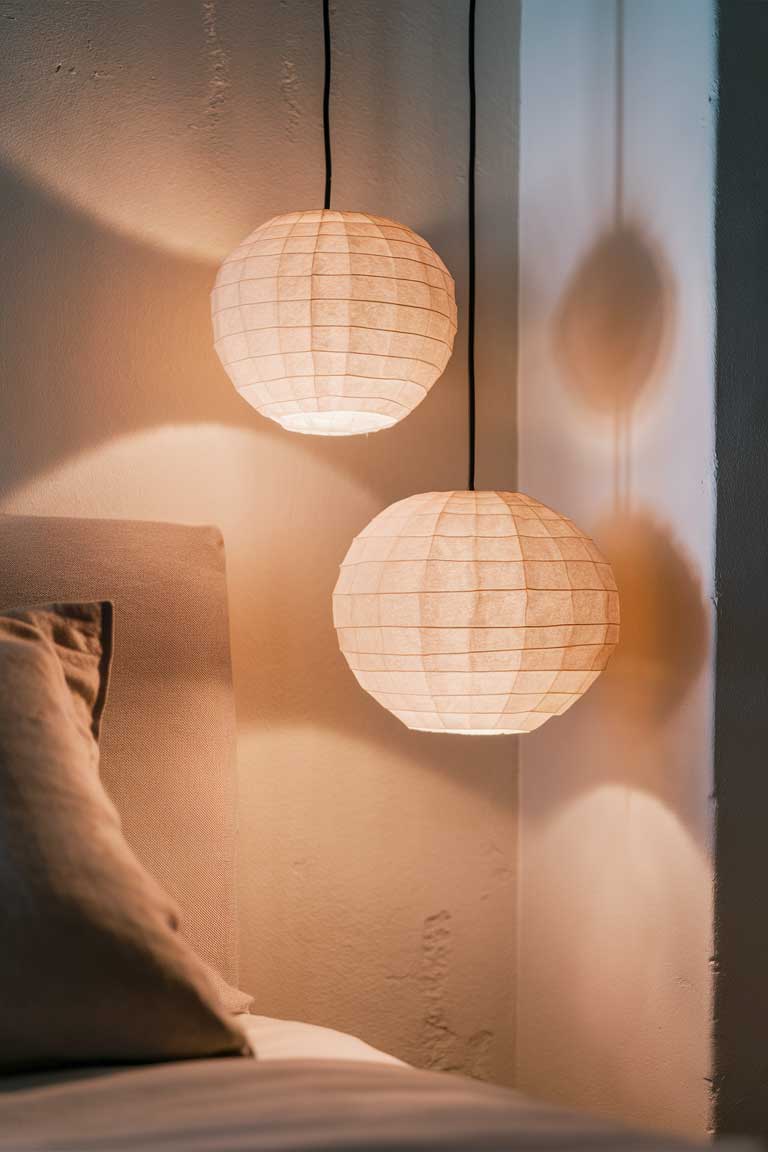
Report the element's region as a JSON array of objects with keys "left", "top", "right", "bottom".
[
  {"left": 211, "top": 210, "right": 457, "bottom": 435},
  {"left": 334, "top": 491, "right": 619, "bottom": 734}
]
